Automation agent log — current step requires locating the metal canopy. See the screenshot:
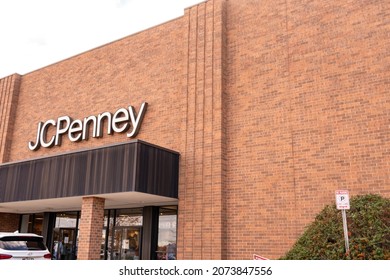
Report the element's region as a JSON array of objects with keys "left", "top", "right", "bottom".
[{"left": 0, "top": 140, "right": 179, "bottom": 203}]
